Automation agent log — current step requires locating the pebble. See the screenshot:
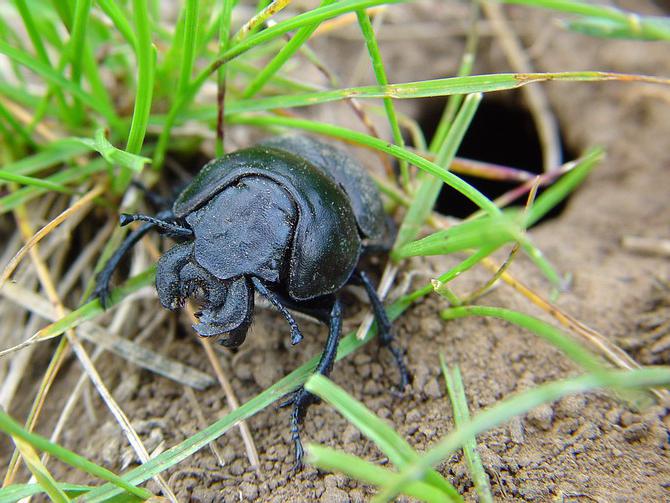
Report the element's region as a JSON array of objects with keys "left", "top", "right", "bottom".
[
  {"left": 321, "top": 487, "right": 350, "bottom": 503},
  {"left": 342, "top": 424, "right": 361, "bottom": 444},
  {"left": 556, "top": 395, "right": 586, "bottom": 418},
  {"left": 623, "top": 422, "right": 649, "bottom": 442},
  {"left": 508, "top": 416, "right": 525, "bottom": 444},
  {"left": 239, "top": 482, "right": 258, "bottom": 500},
  {"left": 349, "top": 489, "right": 366, "bottom": 503},
  {"left": 620, "top": 411, "right": 640, "bottom": 427},
  {"left": 527, "top": 403, "right": 554, "bottom": 430},
  {"left": 424, "top": 378, "right": 442, "bottom": 399}
]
